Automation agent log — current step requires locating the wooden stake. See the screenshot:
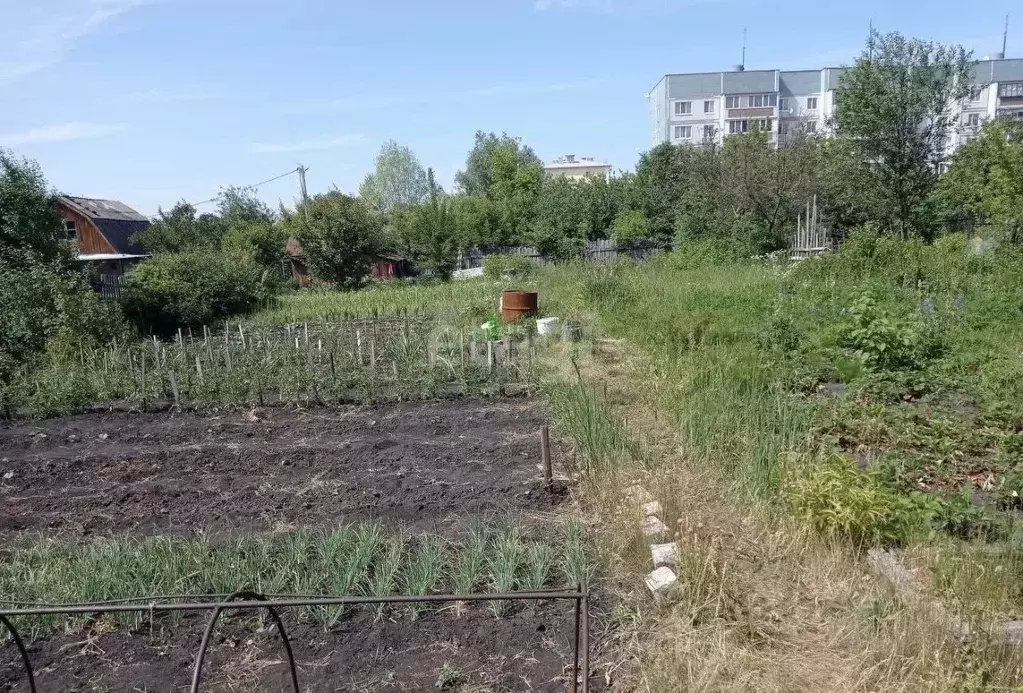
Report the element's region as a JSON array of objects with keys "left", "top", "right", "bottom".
[
  {"left": 170, "top": 372, "right": 180, "bottom": 407},
  {"left": 195, "top": 355, "right": 203, "bottom": 380},
  {"left": 487, "top": 341, "right": 495, "bottom": 373},
  {"left": 370, "top": 337, "right": 376, "bottom": 368},
  {"left": 459, "top": 330, "right": 465, "bottom": 373},
  {"left": 238, "top": 323, "right": 246, "bottom": 349},
  {"left": 356, "top": 330, "right": 363, "bottom": 365},
  {"left": 541, "top": 425, "right": 553, "bottom": 491},
  {"left": 304, "top": 322, "right": 309, "bottom": 347},
  {"left": 177, "top": 328, "right": 183, "bottom": 345},
  {"left": 225, "top": 345, "right": 232, "bottom": 372}
]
